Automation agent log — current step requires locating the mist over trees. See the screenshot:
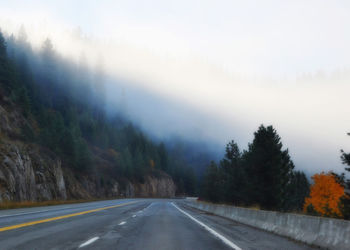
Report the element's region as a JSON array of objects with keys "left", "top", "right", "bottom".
[
  {"left": 200, "top": 125, "right": 310, "bottom": 212},
  {"left": 0, "top": 28, "right": 200, "bottom": 195}
]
